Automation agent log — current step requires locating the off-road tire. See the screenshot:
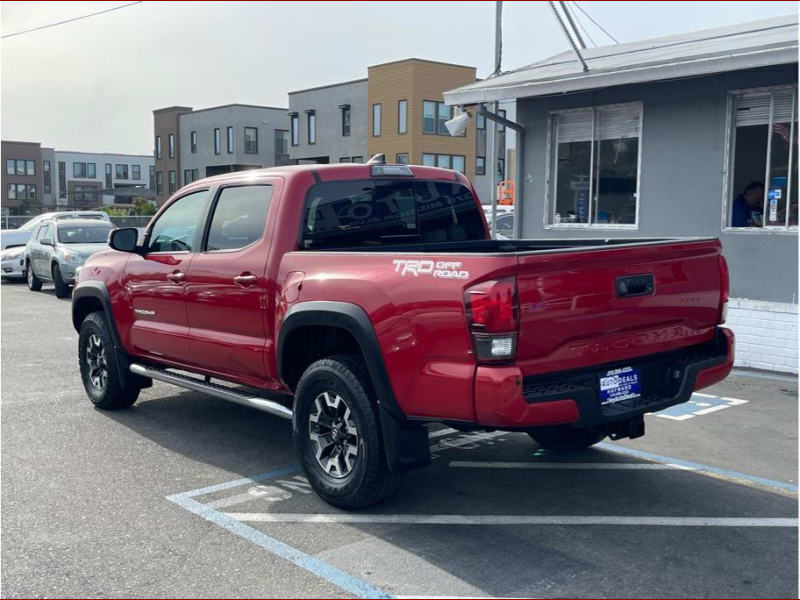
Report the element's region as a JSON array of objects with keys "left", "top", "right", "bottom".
[
  {"left": 527, "top": 425, "right": 607, "bottom": 450},
  {"left": 294, "top": 354, "right": 404, "bottom": 509},
  {"left": 52, "top": 263, "right": 70, "bottom": 298},
  {"left": 78, "top": 311, "right": 139, "bottom": 410},
  {"left": 26, "top": 260, "right": 42, "bottom": 291}
]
